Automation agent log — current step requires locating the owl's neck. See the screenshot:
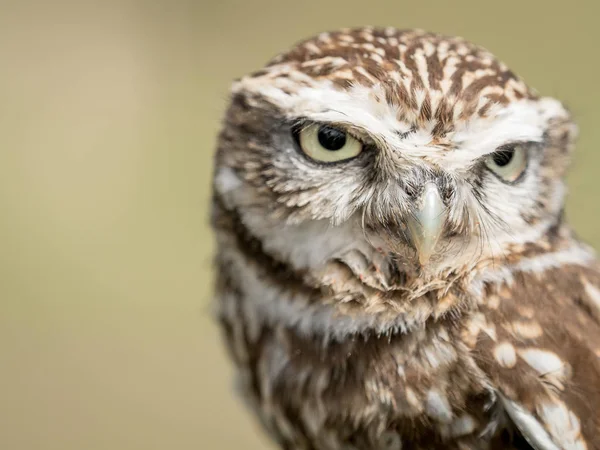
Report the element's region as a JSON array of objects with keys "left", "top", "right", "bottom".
[{"left": 214, "top": 198, "right": 590, "bottom": 342}]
